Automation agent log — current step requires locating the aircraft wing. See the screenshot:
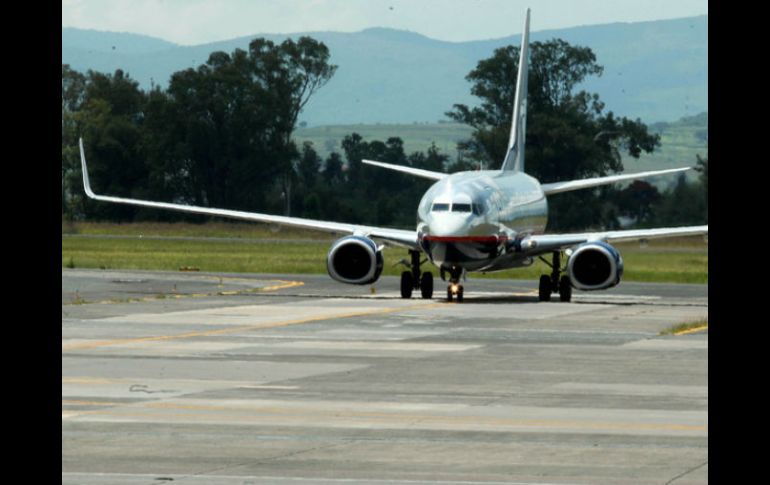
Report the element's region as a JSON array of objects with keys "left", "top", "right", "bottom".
[
  {"left": 541, "top": 167, "right": 691, "bottom": 196},
  {"left": 79, "top": 139, "right": 419, "bottom": 250},
  {"left": 521, "top": 225, "right": 708, "bottom": 254}
]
